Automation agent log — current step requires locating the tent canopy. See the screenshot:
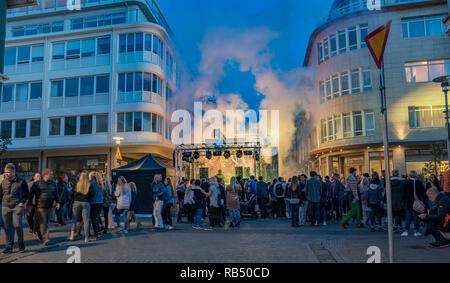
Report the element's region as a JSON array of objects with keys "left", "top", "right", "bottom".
[{"left": 113, "top": 154, "right": 172, "bottom": 172}]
